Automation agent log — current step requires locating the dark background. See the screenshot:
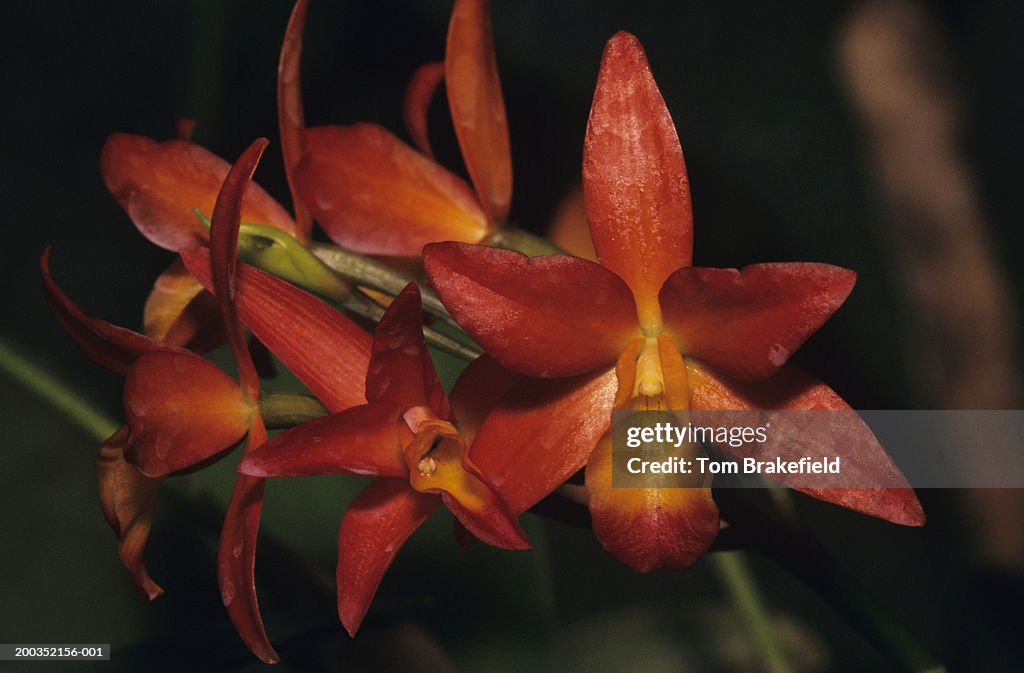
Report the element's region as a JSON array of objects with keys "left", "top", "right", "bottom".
[{"left": 2, "top": 1, "right": 1022, "bottom": 671}]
